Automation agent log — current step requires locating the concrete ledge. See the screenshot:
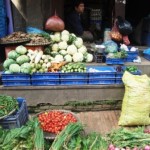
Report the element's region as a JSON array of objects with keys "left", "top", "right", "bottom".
[{"left": 0, "top": 85, "right": 124, "bottom": 106}]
